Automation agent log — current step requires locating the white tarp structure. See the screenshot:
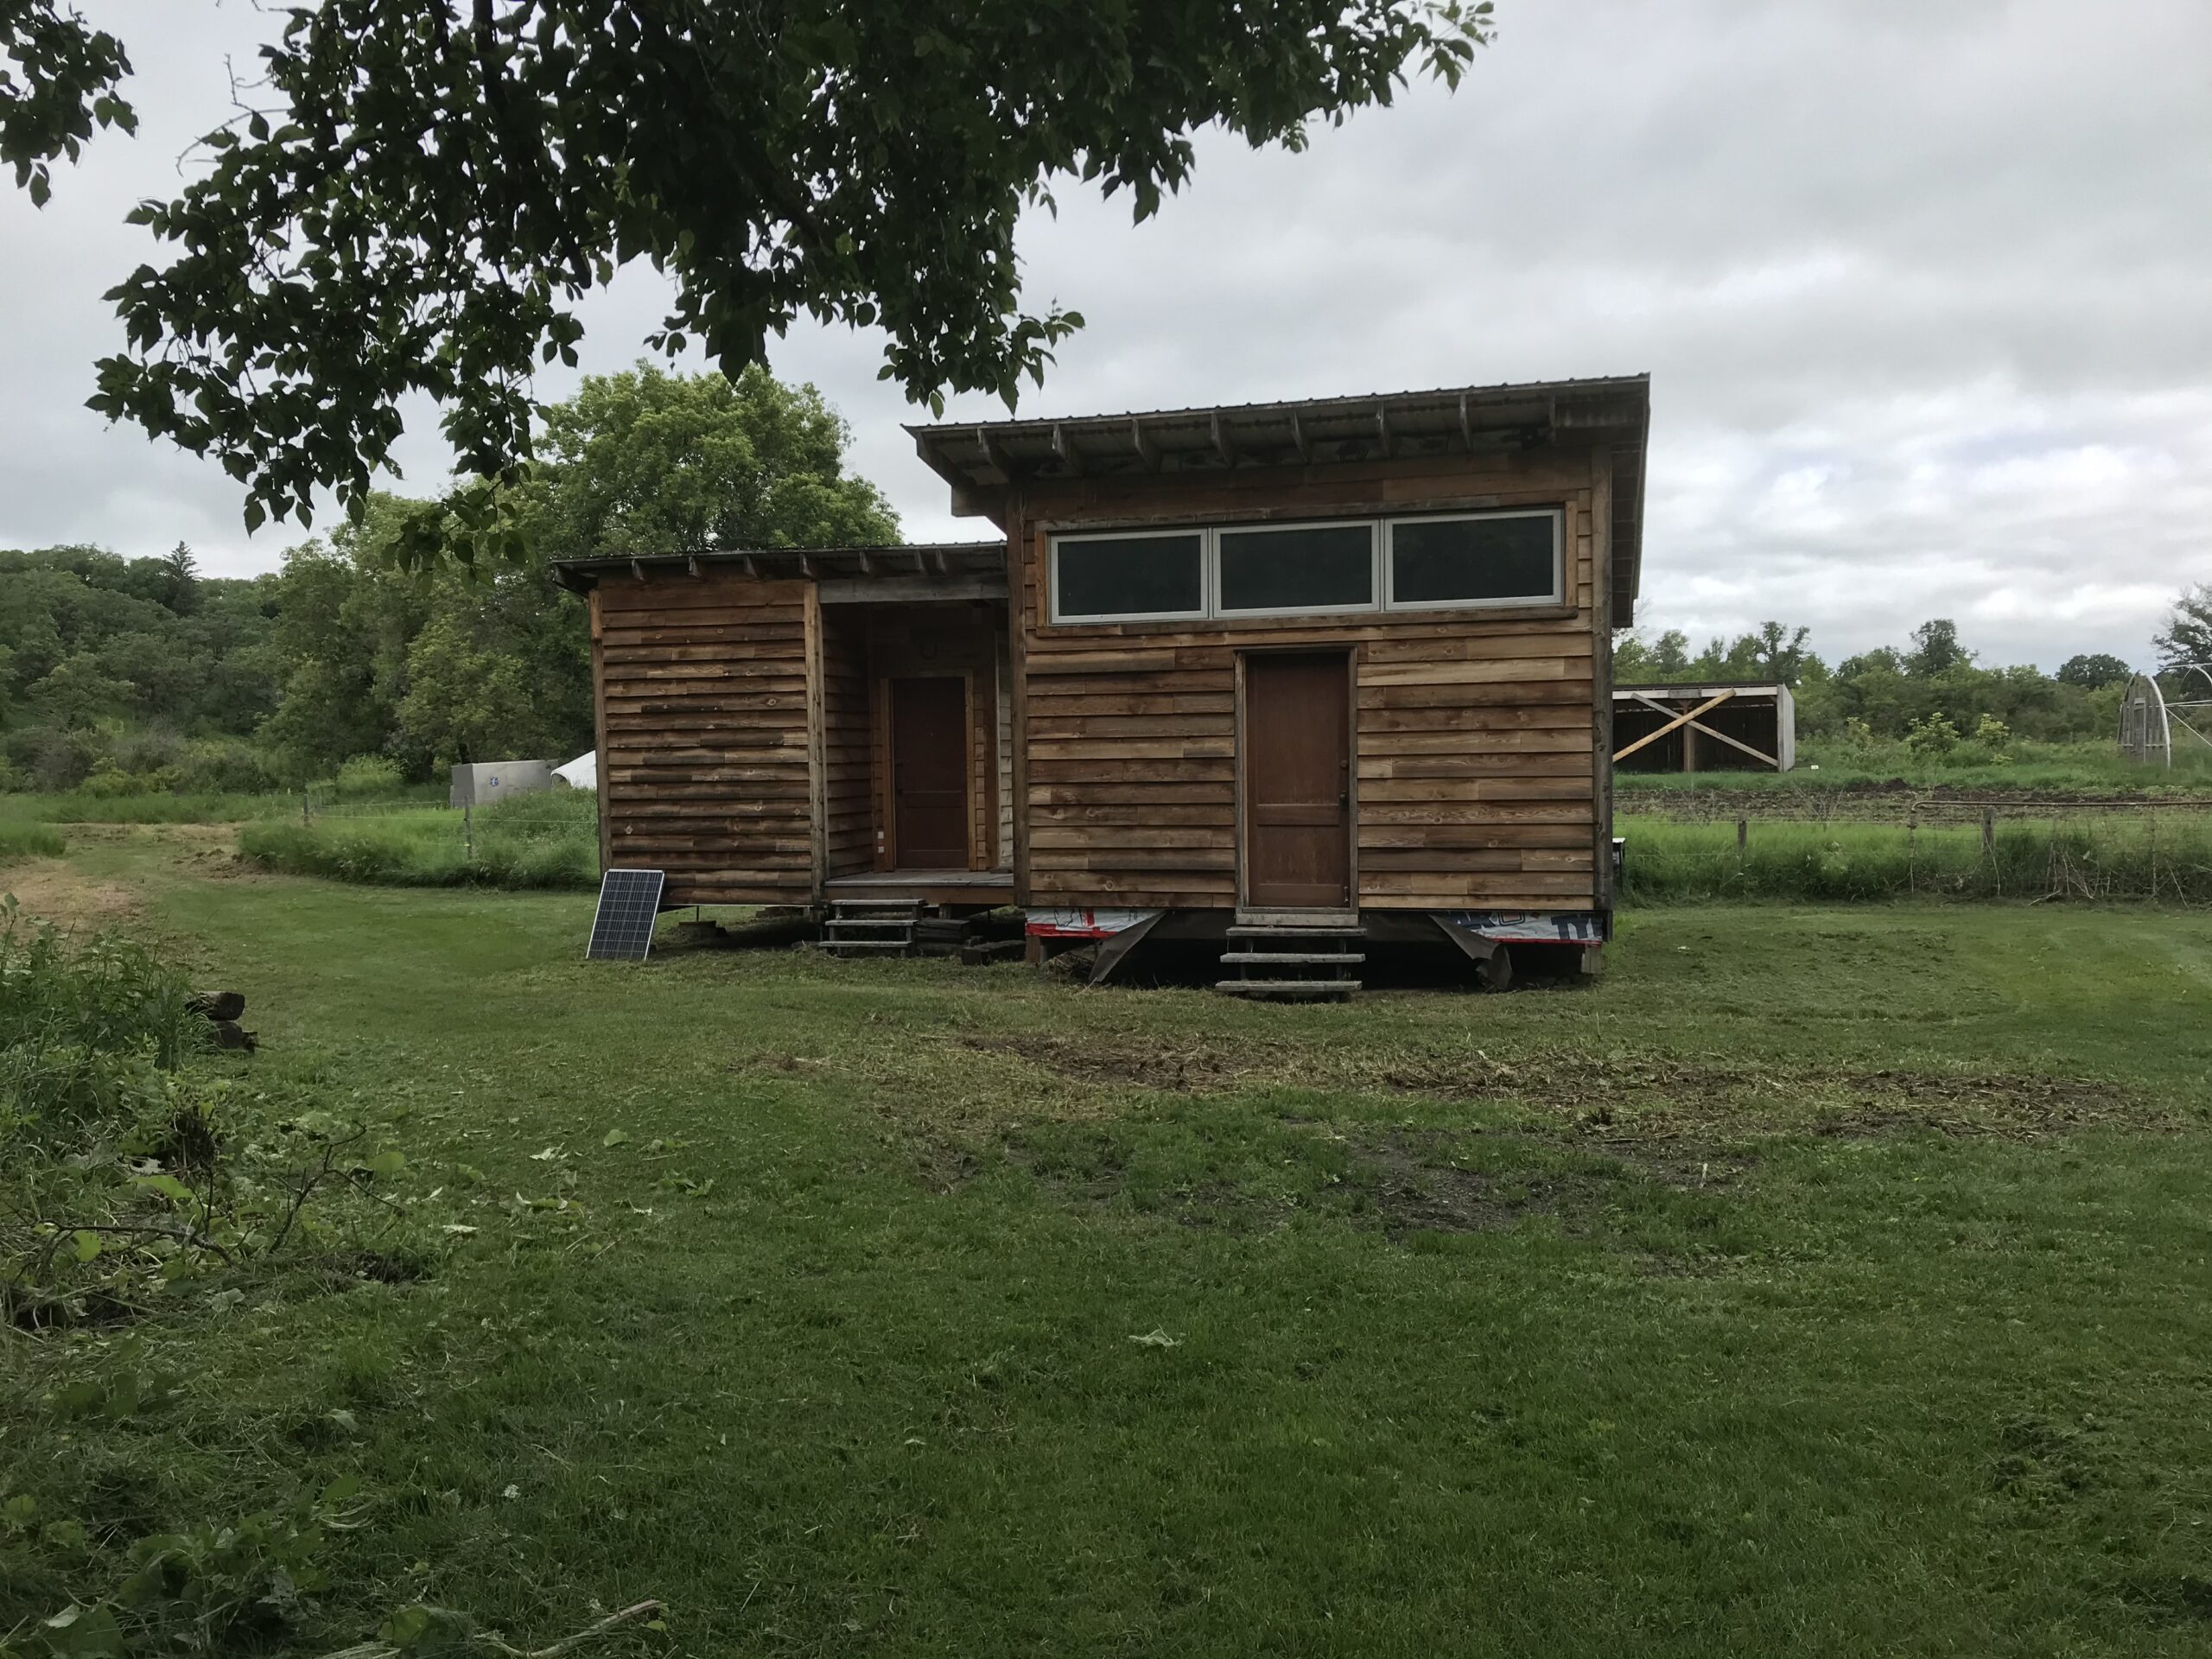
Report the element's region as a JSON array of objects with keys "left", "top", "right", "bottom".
[
  {"left": 448, "top": 759, "right": 556, "bottom": 808},
  {"left": 554, "top": 750, "right": 598, "bottom": 790}
]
